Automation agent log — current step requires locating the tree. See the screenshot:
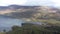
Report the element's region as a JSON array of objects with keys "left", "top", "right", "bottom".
[{"left": 3, "top": 29, "right": 6, "bottom": 32}]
